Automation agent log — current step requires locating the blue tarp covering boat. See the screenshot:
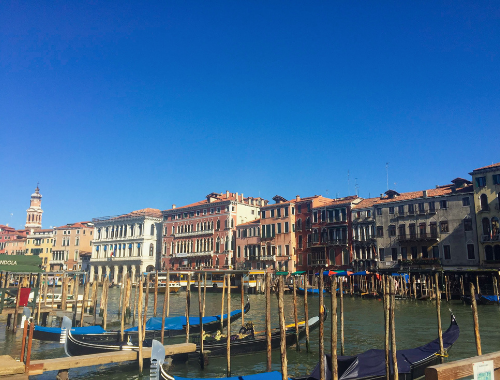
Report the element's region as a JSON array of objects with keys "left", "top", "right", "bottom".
[{"left": 34, "top": 325, "right": 106, "bottom": 335}]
